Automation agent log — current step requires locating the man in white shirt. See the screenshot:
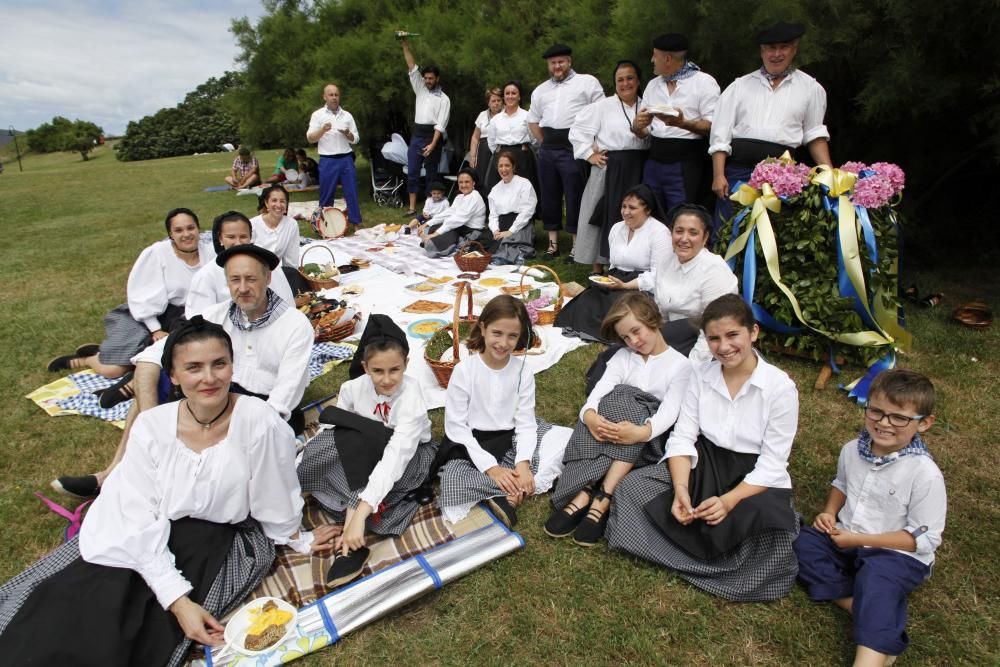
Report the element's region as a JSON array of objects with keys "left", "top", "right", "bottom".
[
  {"left": 400, "top": 36, "right": 451, "bottom": 216},
  {"left": 709, "top": 21, "right": 832, "bottom": 235},
  {"left": 307, "top": 83, "right": 362, "bottom": 227},
  {"left": 527, "top": 43, "right": 605, "bottom": 258},
  {"left": 632, "top": 33, "right": 720, "bottom": 213}
]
